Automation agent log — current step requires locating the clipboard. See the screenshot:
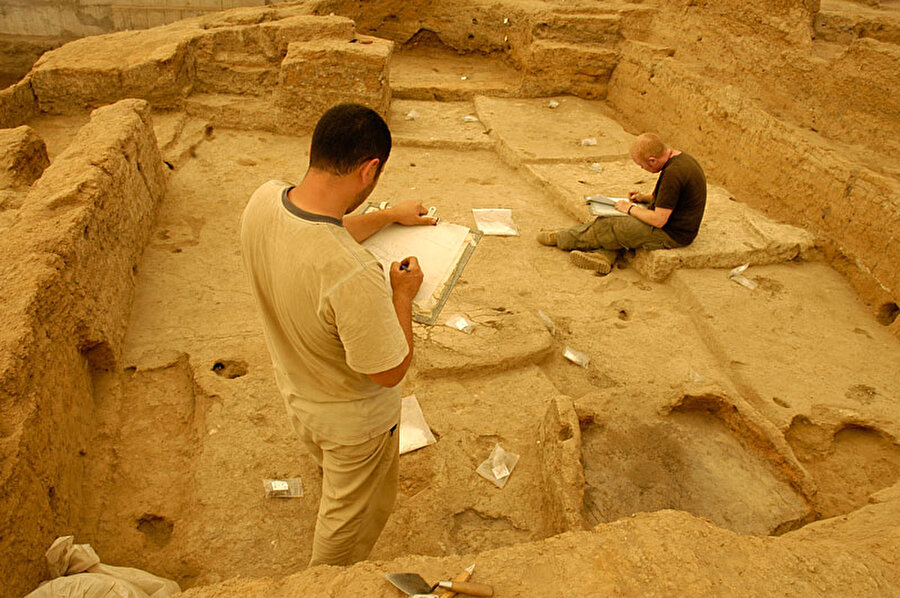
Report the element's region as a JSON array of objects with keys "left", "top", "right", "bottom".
[
  {"left": 360, "top": 202, "right": 482, "bottom": 325},
  {"left": 585, "top": 194, "right": 629, "bottom": 217}
]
